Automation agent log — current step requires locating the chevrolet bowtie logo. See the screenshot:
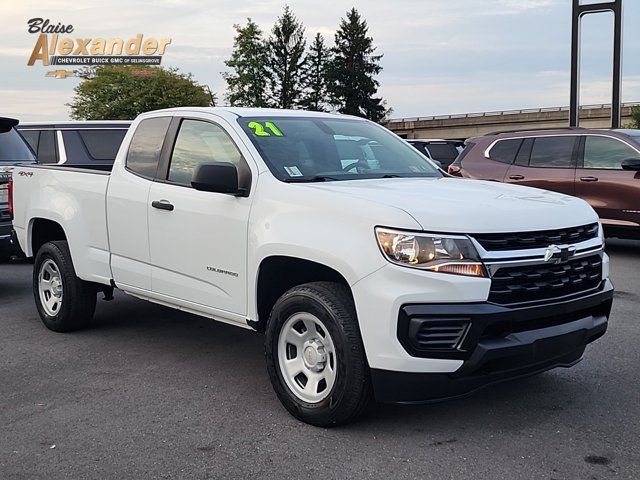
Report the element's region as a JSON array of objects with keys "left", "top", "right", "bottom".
[
  {"left": 544, "top": 244, "right": 576, "bottom": 263},
  {"left": 45, "top": 69, "right": 76, "bottom": 79}
]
